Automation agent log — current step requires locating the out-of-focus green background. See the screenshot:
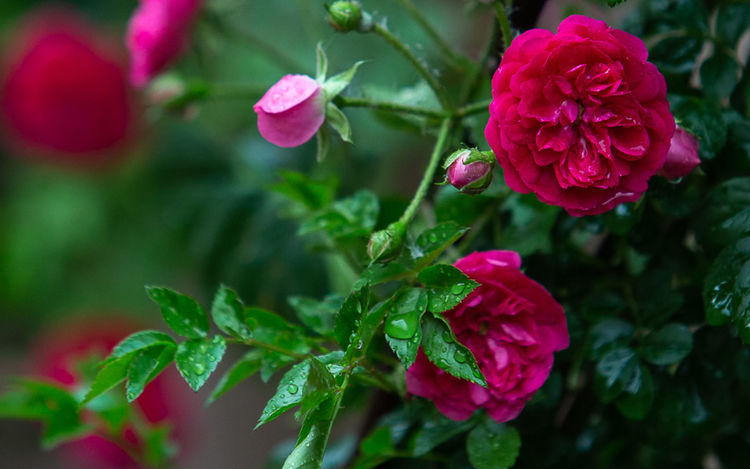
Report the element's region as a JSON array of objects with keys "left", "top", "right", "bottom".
[{"left": 0, "top": 1, "right": 619, "bottom": 467}]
